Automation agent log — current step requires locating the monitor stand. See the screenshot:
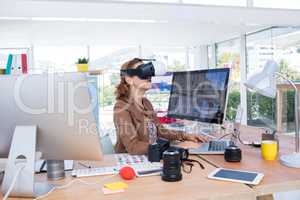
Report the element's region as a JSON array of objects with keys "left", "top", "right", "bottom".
[{"left": 1, "top": 126, "right": 53, "bottom": 198}]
